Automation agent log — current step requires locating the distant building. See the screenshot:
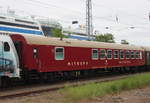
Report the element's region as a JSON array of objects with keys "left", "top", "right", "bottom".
[
  {"left": 36, "top": 18, "right": 62, "bottom": 37},
  {"left": 63, "top": 28, "right": 95, "bottom": 40}
]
